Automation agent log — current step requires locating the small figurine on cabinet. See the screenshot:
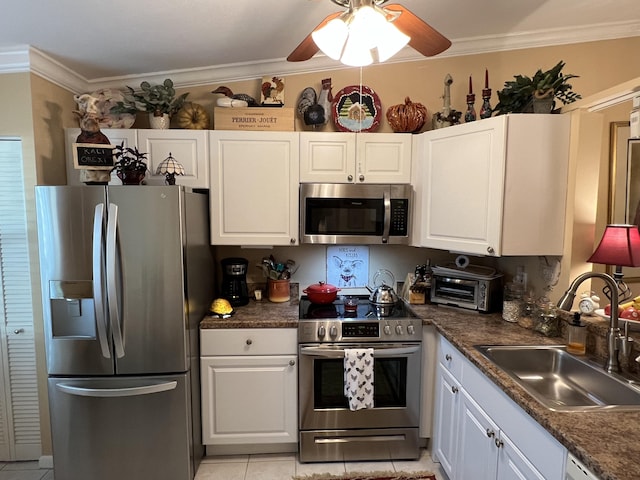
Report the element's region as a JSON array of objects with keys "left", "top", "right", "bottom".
[
  {"left": 74, "top": 111, "right": 112, "bottom": 185},
  {"left": 433, "top": 74, "right": 462, "bottom": 129}
]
